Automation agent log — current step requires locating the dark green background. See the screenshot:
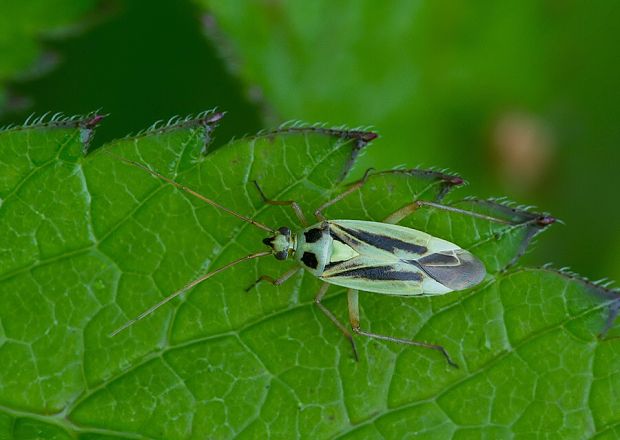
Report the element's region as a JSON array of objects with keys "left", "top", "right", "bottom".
[{"left": 1, "top": 0, "right": 619, "bottom": 283}]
